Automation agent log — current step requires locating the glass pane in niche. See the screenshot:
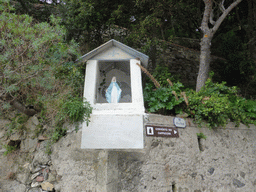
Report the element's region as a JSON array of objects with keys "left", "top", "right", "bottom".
[{"left": 96, "top": 61, "right": 131, "bottom": 103}]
